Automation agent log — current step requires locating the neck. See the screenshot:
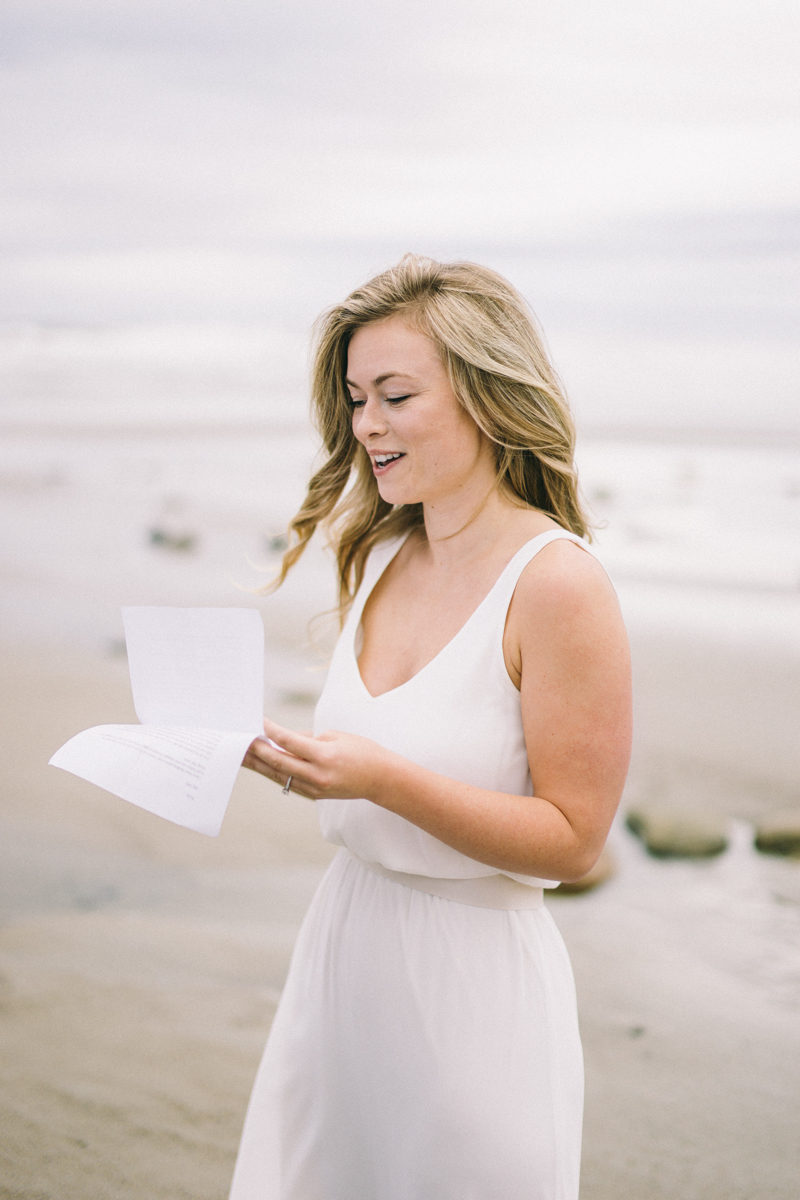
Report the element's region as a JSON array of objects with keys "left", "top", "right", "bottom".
[{"left": 421, "top": 482, "right": 521, "bottom": 568}]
